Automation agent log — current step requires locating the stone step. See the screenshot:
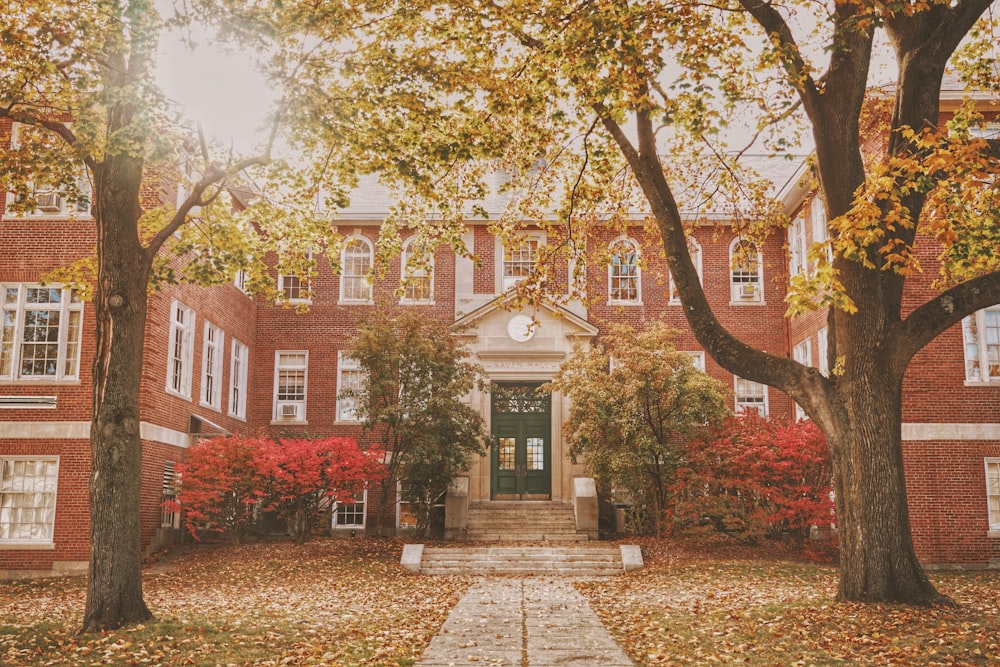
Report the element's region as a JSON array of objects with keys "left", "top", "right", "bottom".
[
  {"left": 415, "top": 546, "right": 627, "bottom": 576},
  {"left": 462, "top": 501, "right": 587, "bottom": 542}
]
